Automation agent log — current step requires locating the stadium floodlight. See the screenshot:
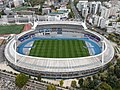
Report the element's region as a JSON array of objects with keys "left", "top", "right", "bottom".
[
  {"left": 14, "top": 35, "right": 17, "bottom": 64},
  {"left": 101, "top": 40, "right": 105, "bottom": 64}
]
